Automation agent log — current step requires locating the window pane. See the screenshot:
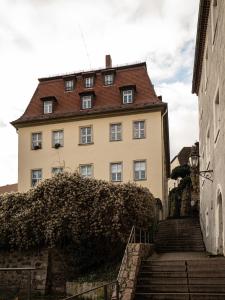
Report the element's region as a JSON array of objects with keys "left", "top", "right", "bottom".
[
  {"left": 111, "top": 163, "right": 122, "bottom": 181},
  {"left": 110, "top": 123, "right": 122, "bottom": 141},
  {"left": 80, "top": 127, "right": 92, "bottom": 144},
  {"left": 31, "top": 169, "right": 42, "bottom": 187},
  {"left": 80, "top": 165, "right": 92, "bottom": 177},
  {"left": 52, "top": 167, "right": 63, "bottom": 175},
  {"left": 123, "top": 90, "right": 133, "bottom": 104},
  {"left": 105, "top": 74, "right": 113, "bottom": 85},
  {"left": 53, "top": 130, "right": 64, "bottom": 147},
  {"left": 32, "top": 133, "right": 42, "bottom": 149},
  {"left": 44, "top": 101, "right": 53, "bottom": 114},
  {"left": 133, "top": 121, "right": 145, "bottom": 139},
  {"left": 65, "top": 80, "right": 74, "bottom": 91},
  {"left": 85, "top": 77, "right": 94, "bottom": 88},
  {"left": 134, "top": 161, "right": 146, "bottom": 180}
]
